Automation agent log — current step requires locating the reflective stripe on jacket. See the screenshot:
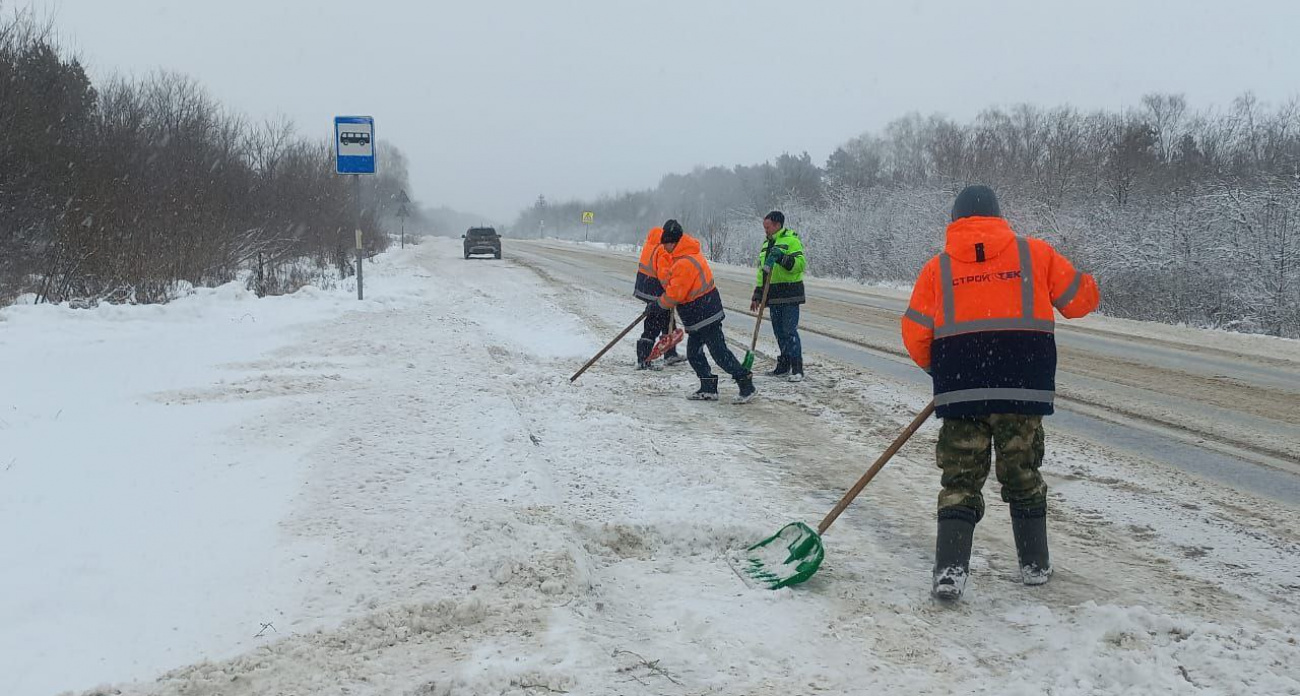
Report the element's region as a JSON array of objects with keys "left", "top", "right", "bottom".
[
  {"left": 656, "top": 234, "right": 725, "bottom": 332},
  {"left": 901, "top": 216, "right": 1100, "bottom": 417},
  {"left": 751, "top": 228, "right": 807, "bottom": 305},
  {"left": 633, "top": 226, "right": 666, "bottom": 301}
]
